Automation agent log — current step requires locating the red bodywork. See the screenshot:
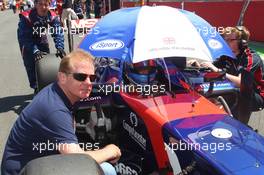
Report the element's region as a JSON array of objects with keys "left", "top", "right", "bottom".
[{"left": 120, "top": 91, "right": 225, "bottom": 170}]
